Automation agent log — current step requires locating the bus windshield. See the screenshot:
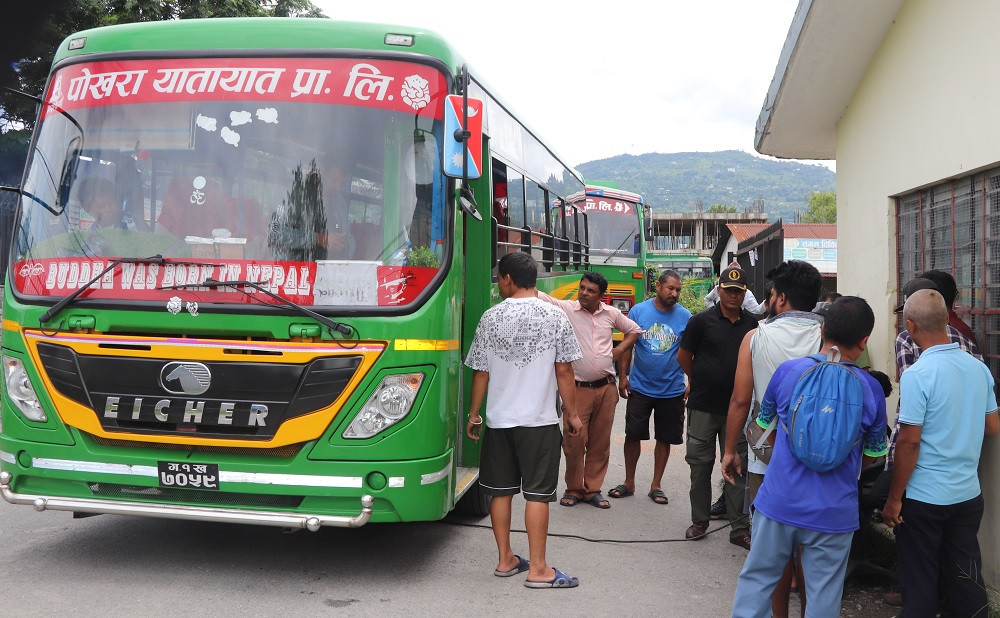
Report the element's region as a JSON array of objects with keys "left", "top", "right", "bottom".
[
  {"left": 579, "top": 197, "right": 640, "bottom": 258},
  {"left": 14, "top": 56, "right": 449, "bottom": 308}
]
